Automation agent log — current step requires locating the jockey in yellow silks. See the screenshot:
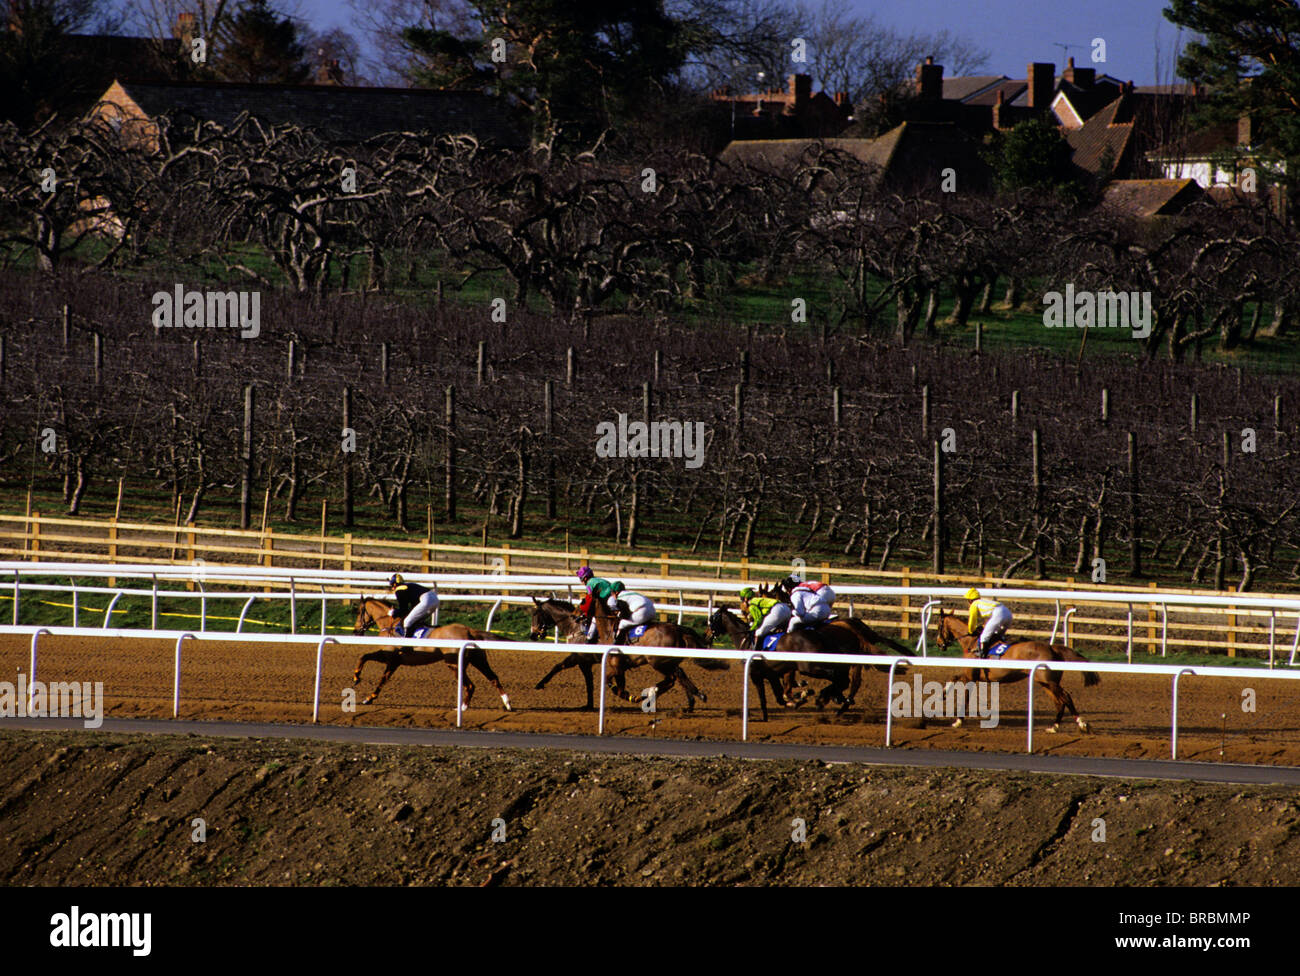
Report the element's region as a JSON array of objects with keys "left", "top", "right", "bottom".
[{"left": 966, "top": 588, "right": 1012, "bottom": 659}]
